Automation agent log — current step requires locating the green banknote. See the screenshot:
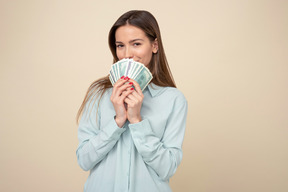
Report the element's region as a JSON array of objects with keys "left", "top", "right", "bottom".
[
  {"left": 133, "top": 67, "right": 153, "bottom": 91},
  {"left": 109, "top": 59, "right": 153, "bottom": 91}
]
